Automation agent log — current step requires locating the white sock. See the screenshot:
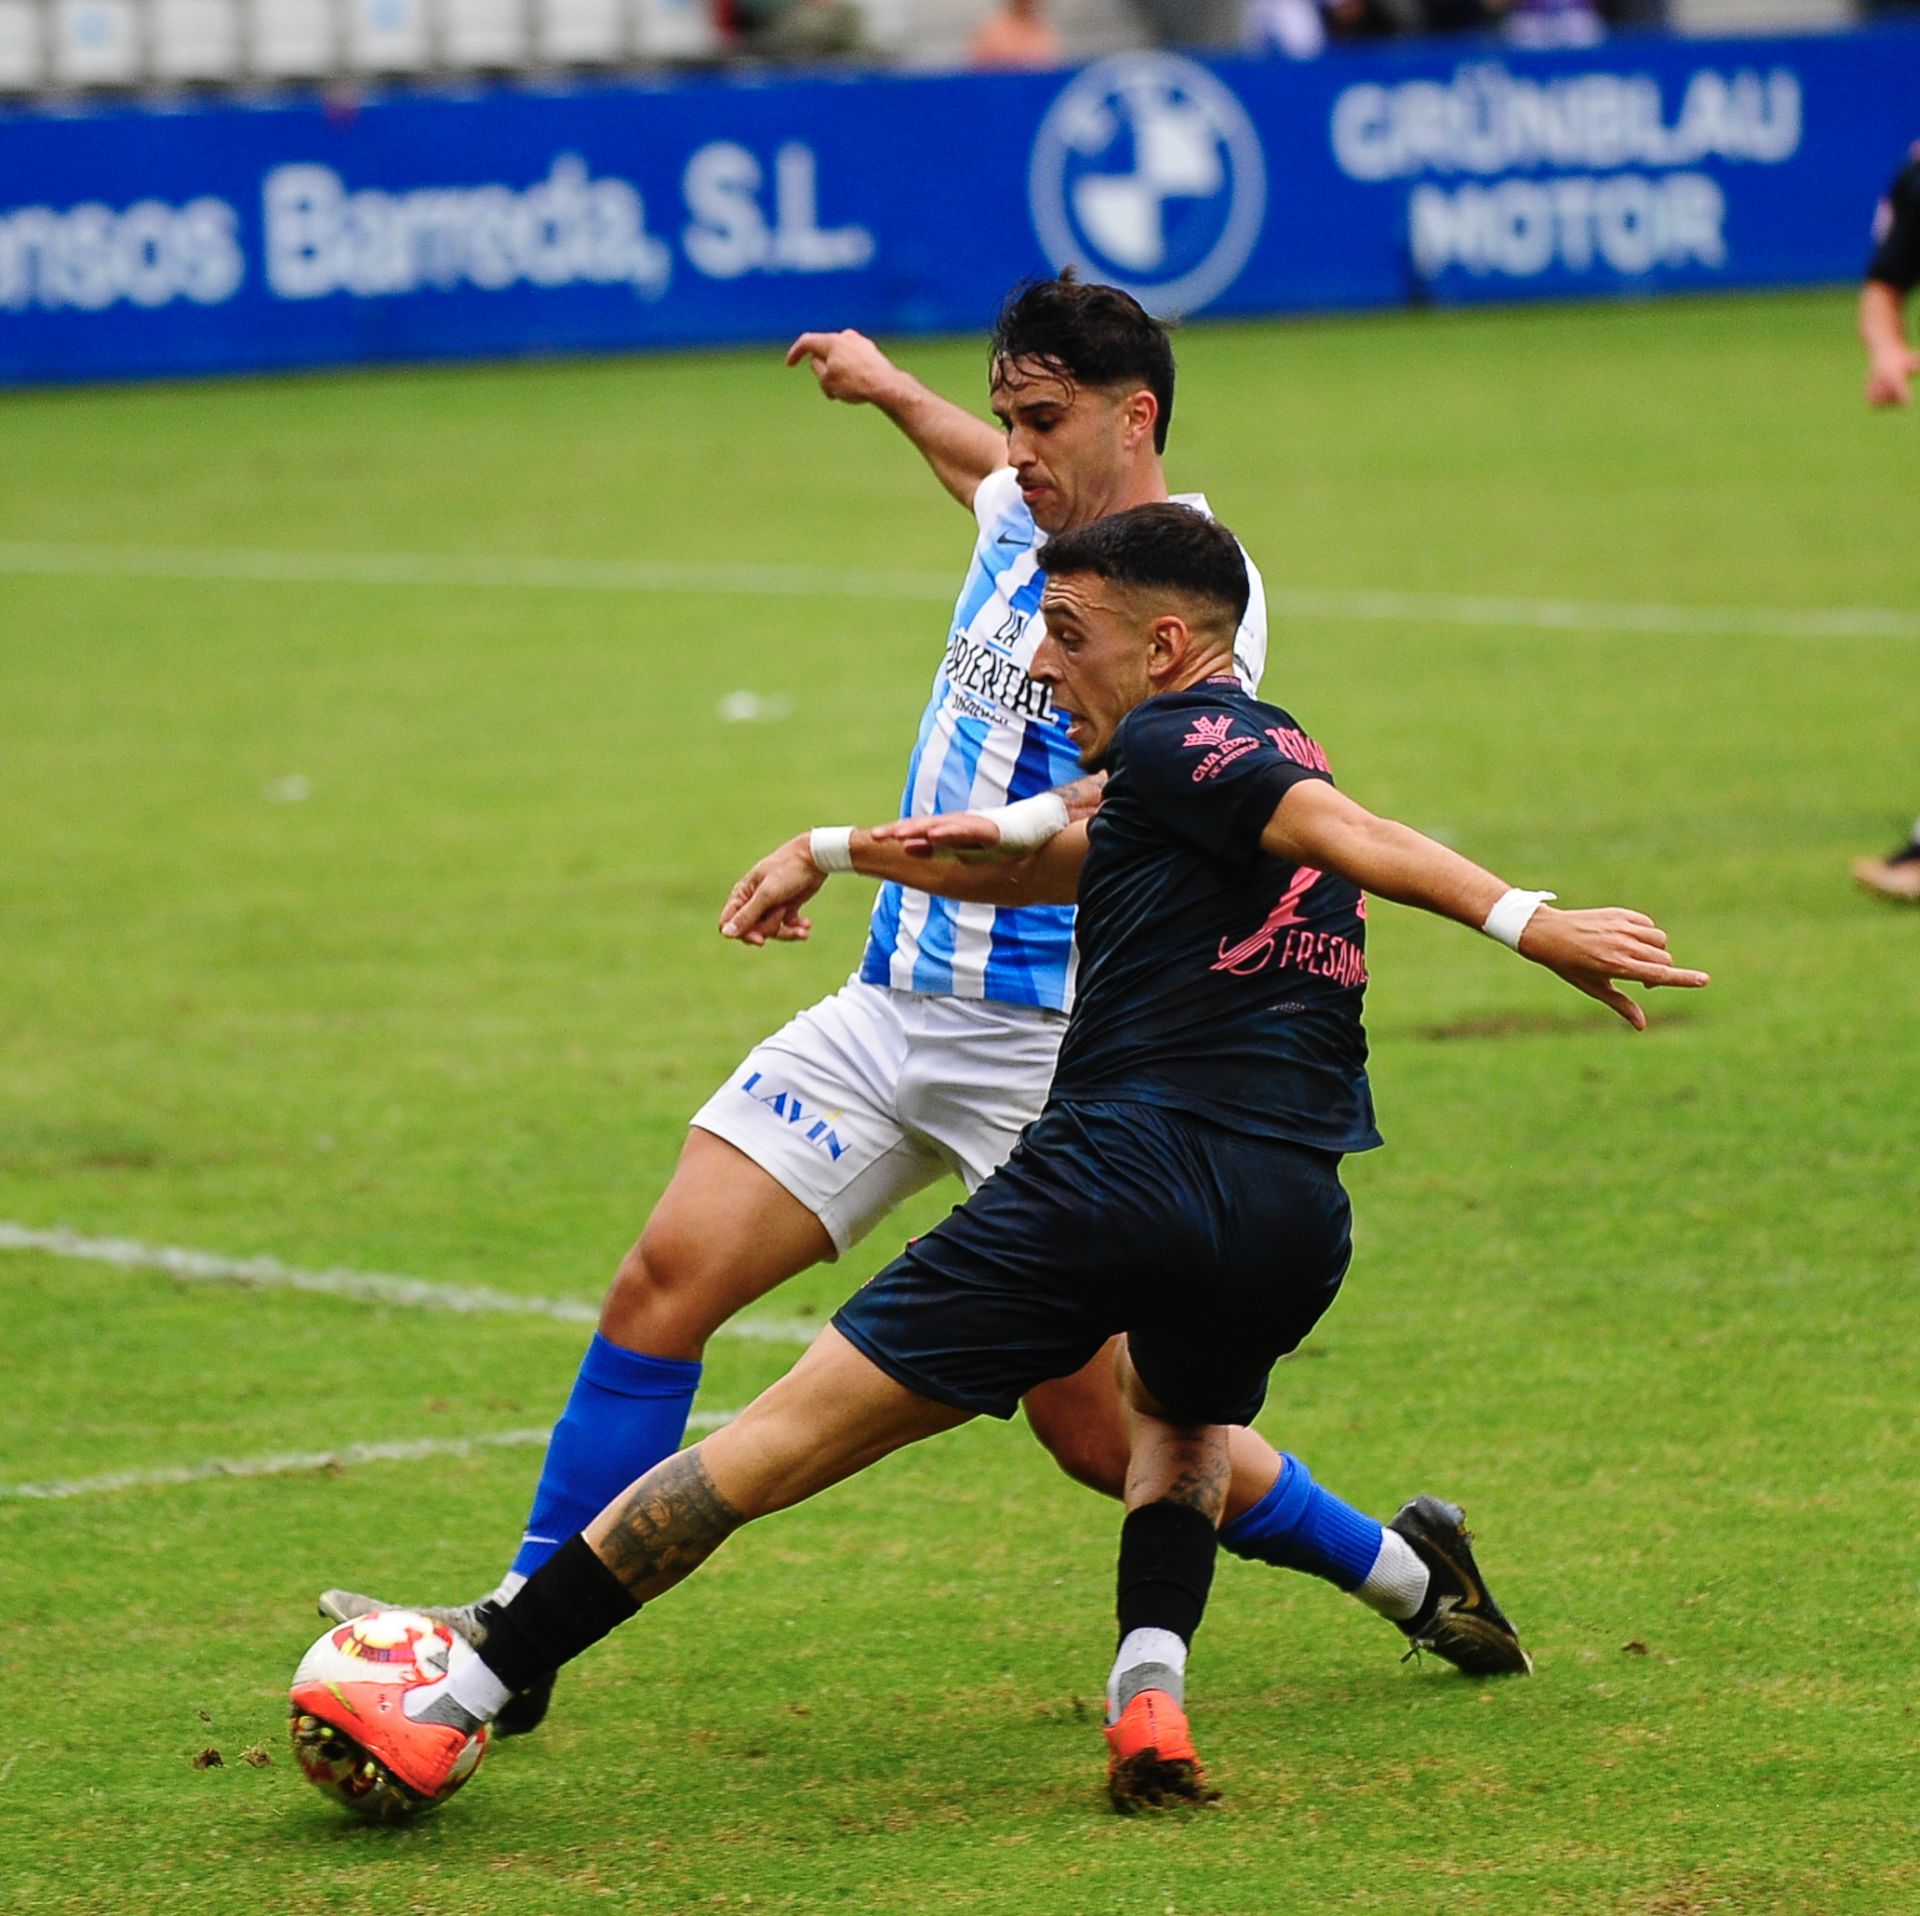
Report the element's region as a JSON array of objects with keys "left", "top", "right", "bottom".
[
  {"left": 1353, "top": 1529, "right": 1429, "bottom": 1621},
  {"left": 401, "top": 1656, "right": 512, "bottom": 1730},
  {"left": 1106, "top": 1626, "right": 1189, "bottom": 1723},
  {"left": 448, "top": 1650, "right": 514, "bottom": 1722},
  {"left": 491, "top": 1570, "right": 527, "bottom": 1604}
]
